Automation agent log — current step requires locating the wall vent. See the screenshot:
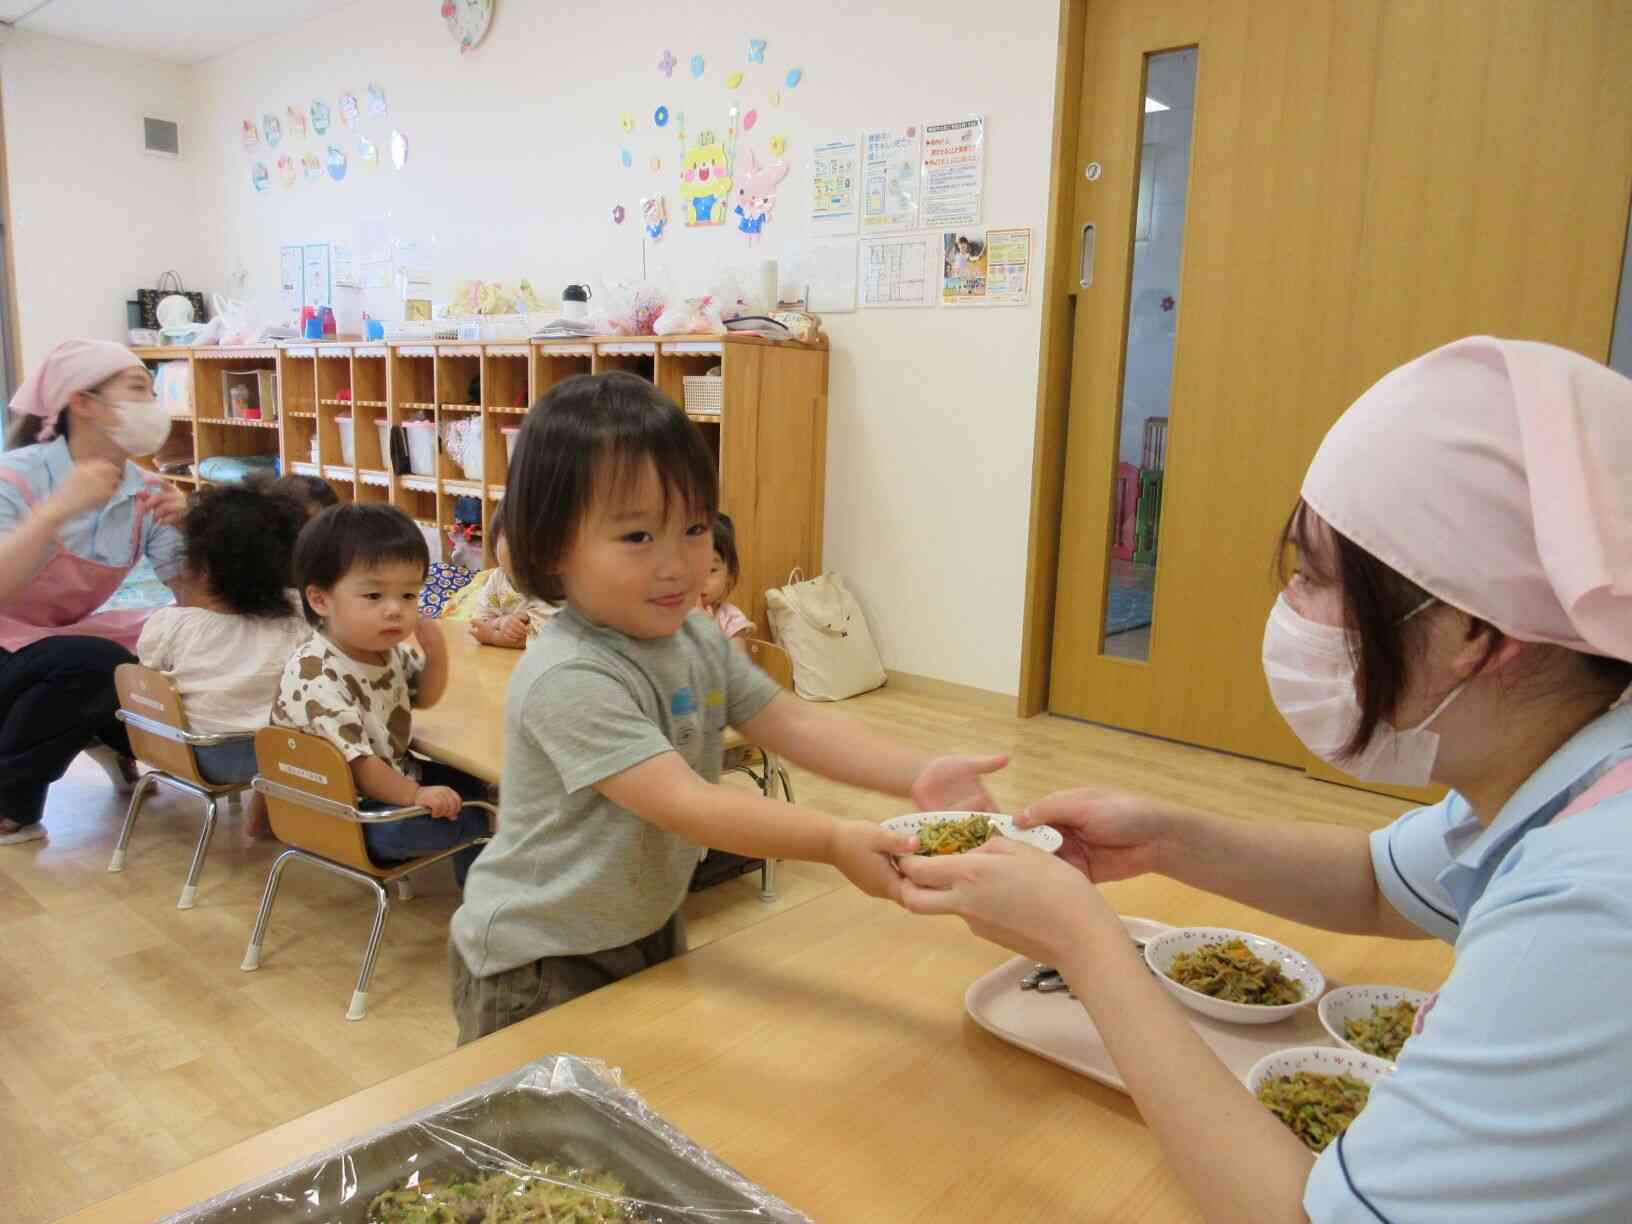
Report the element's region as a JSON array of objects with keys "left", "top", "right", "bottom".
[{"left": 143, "top": 116, "right": 180, "bottom": 158}]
